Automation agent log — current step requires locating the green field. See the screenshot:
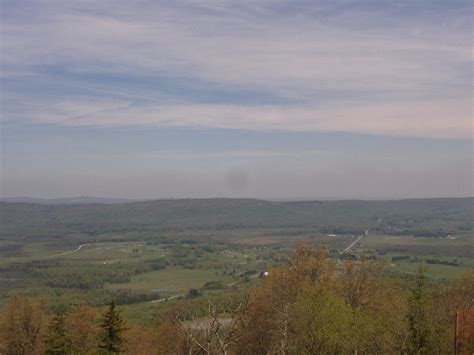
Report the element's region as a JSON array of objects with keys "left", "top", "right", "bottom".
[{"left": 106, "top": 267, "right": 233, "bottom": 292}]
